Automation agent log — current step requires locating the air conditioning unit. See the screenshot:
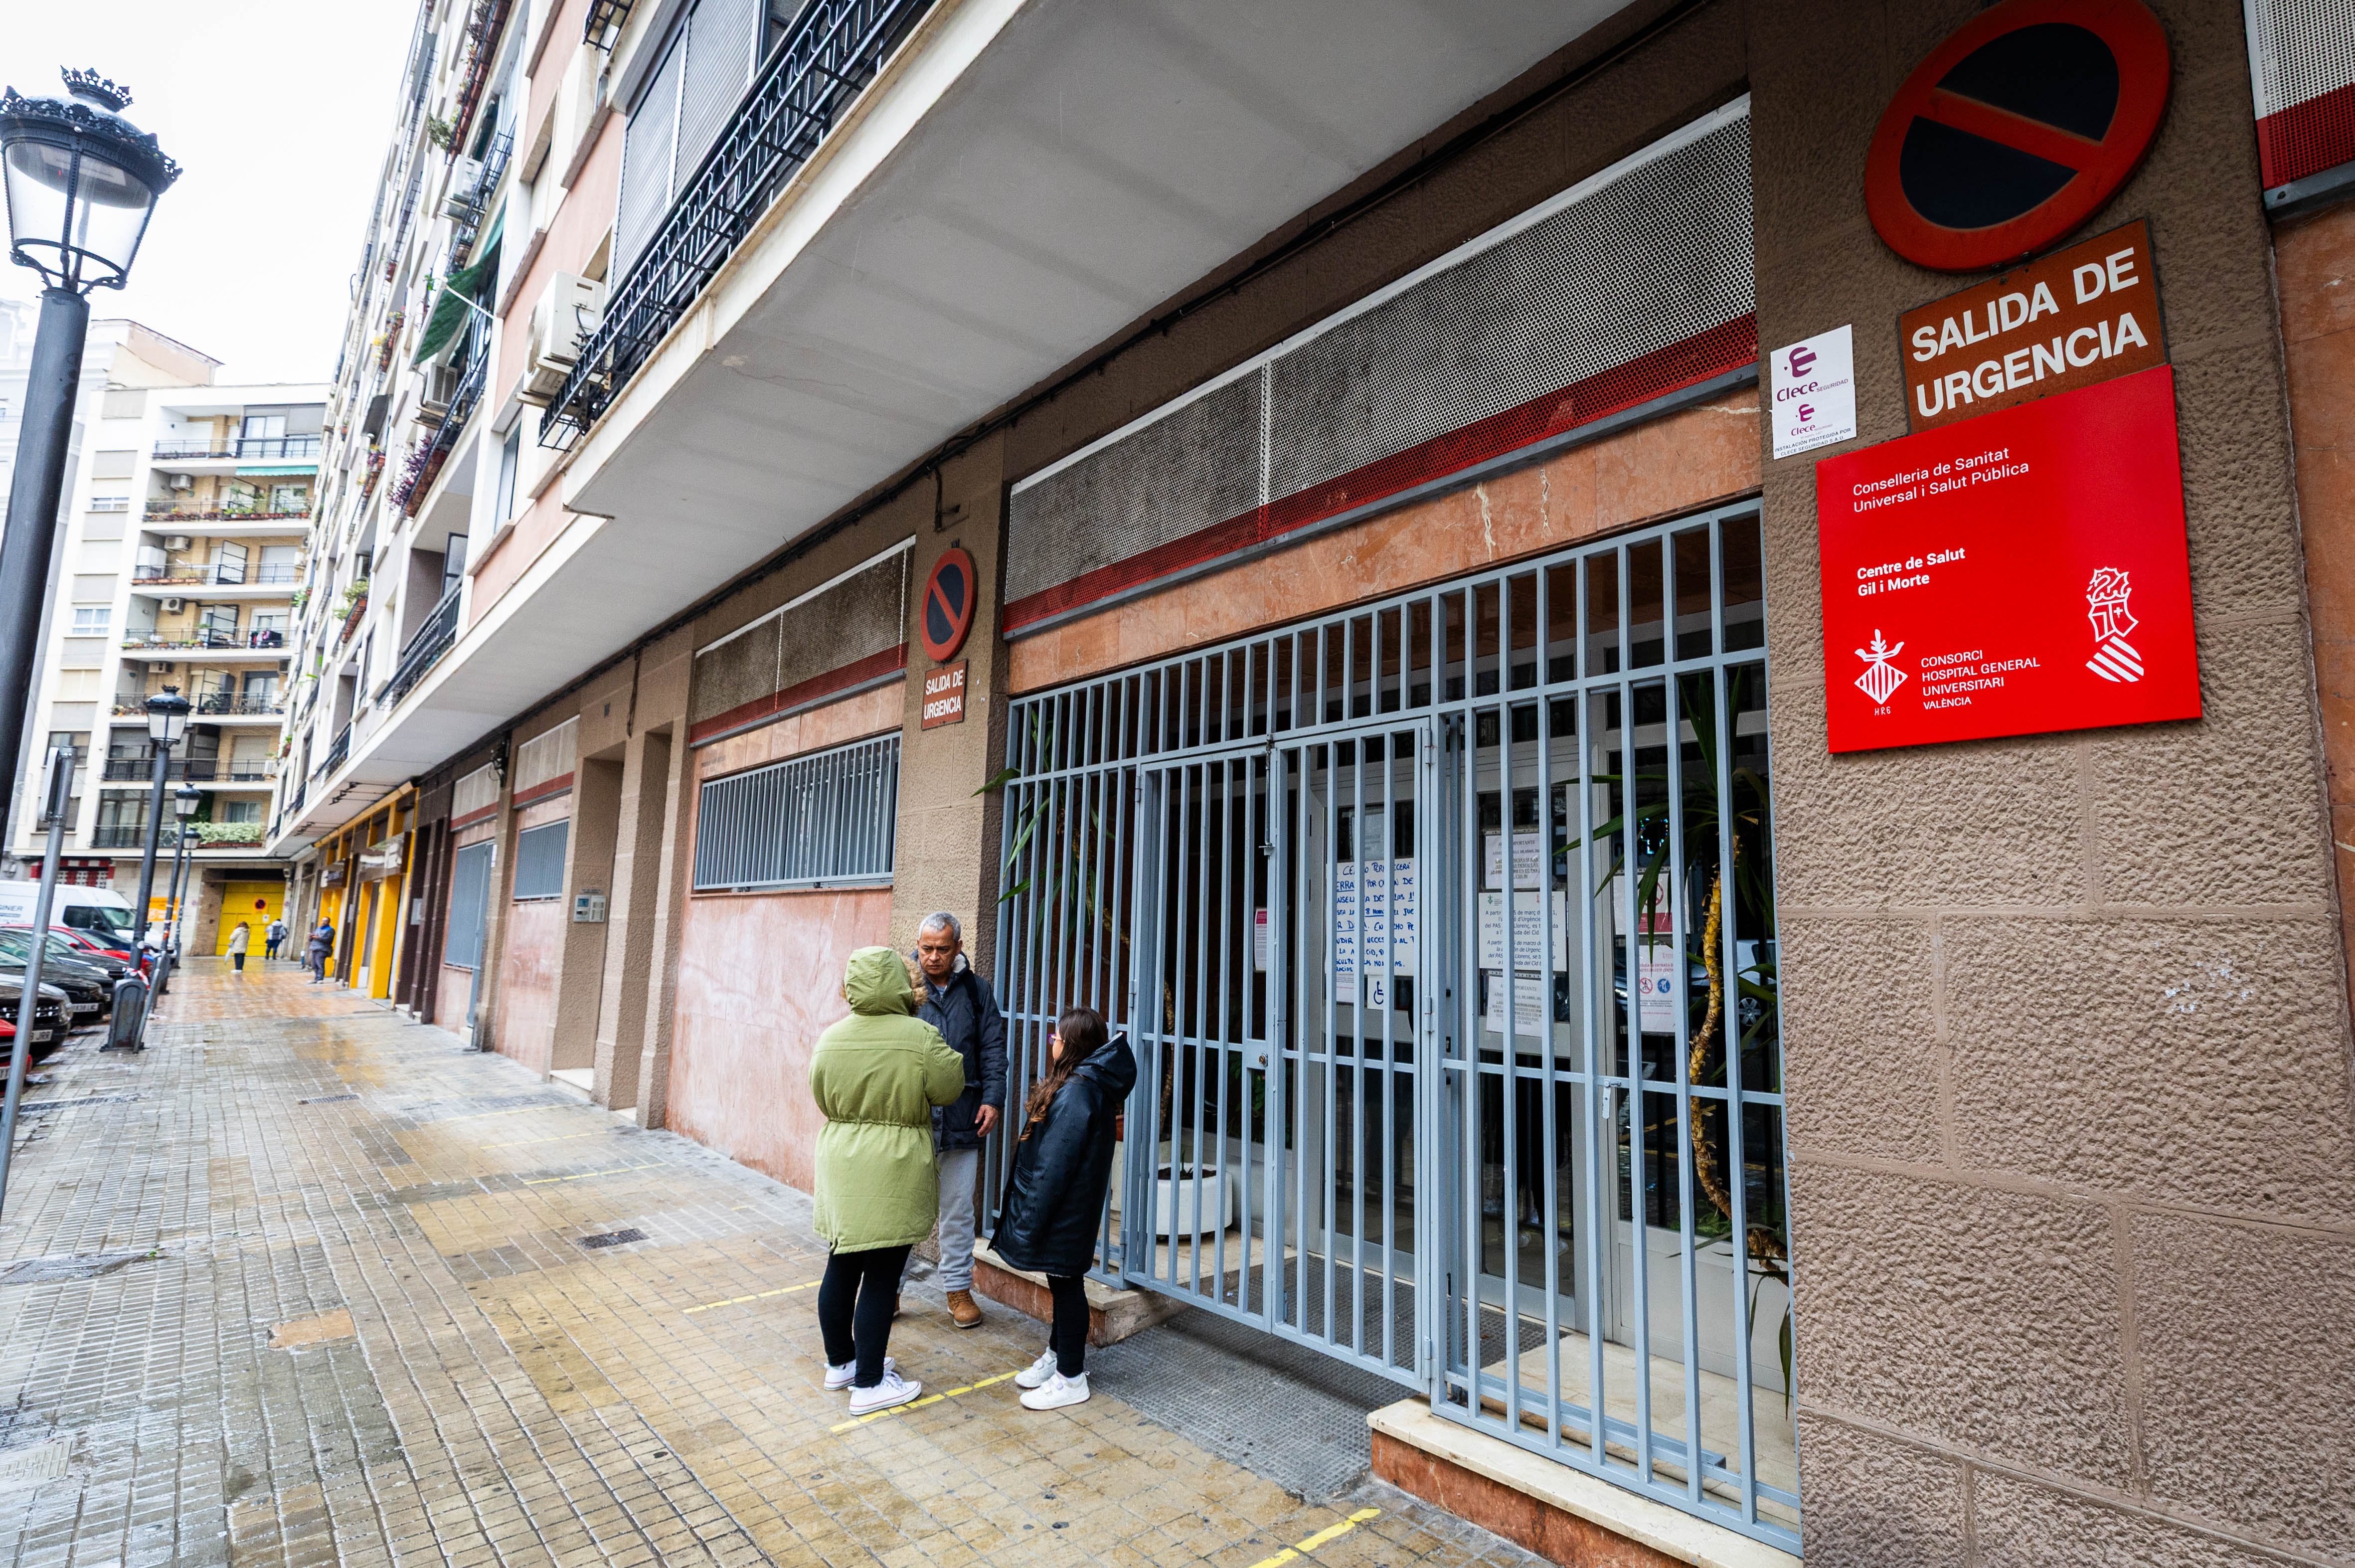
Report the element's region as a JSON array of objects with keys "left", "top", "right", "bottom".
[
  {"left": 164, "top": 534, "right": 192, "bottom": 551},
  {"left": 518, "top": 272, "right": 606, "bottom": 404},
  {"left": 134, "top": 546, "right": 168, "bottom": 574},
  {"left": 441, "top": 157, "right": 485, "bottom": 219},
  {"left": 160, "top": 597, "right": 184, "bottom": 613},
  {"left": 166, "top": 472, "right": 193, "bottom": 492}
]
